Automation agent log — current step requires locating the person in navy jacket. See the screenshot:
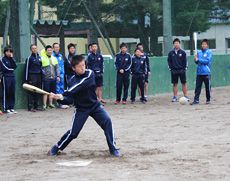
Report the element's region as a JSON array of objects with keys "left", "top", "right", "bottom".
[
  {"left": 191, "top": 39, "right": 213, "bottom": 105},
  {"left": 114, "top": 43, "right": 132, "bottom": 104},
  {"left": 167, "top": 38, "right": 188, "bottom": 102},
  {"left": 25, "top": 44, "right": 42, "bottom": 112},
  {"left": 0, "top": 46, "right": 17, "bottom": 114},
  {"left": 48, "top": 55, "right": 120, "bottom": 157},
  {"left": 64, "top": 43, "right": 76, "bottom": 84},
  {"left": 130, "top": 48, "right": 147, "bottom": 103},
  {"left": 136, "top": 43, "right": 150, "bottom": 100},
  {"left": 87, "top": 43, "right": 106, "bottom": 103}
]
